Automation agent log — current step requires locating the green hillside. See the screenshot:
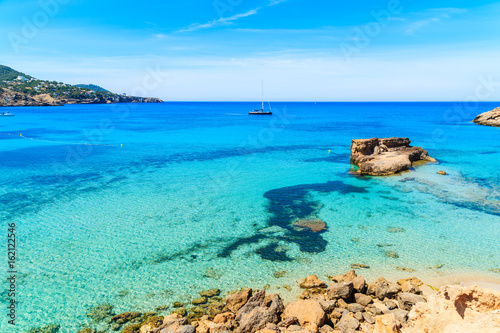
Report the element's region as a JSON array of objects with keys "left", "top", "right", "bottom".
[
  {"left": 74, "top": 84, "right": 110, "bottom": 92},
  {"left": 0, "top": 65, "right": 32, "bottom": 81}
]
